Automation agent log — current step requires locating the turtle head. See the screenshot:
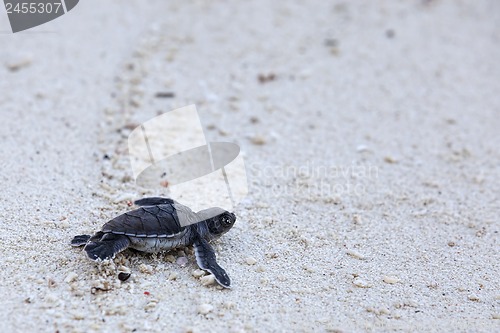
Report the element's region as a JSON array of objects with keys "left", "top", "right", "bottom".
[{"left": 197, "top": 207, "right": 236, "bottom": 239}]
